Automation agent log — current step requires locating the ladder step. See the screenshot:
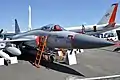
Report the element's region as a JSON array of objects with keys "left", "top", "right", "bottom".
[
  {"left": 34, "top": 64, "right": 40, "bottom": 68},
  {"left": 36, "top": 56, "right": 40, "bottom": 60},
  {"left": 34, "top": 36, "right": 47, "bottom": 68}
]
